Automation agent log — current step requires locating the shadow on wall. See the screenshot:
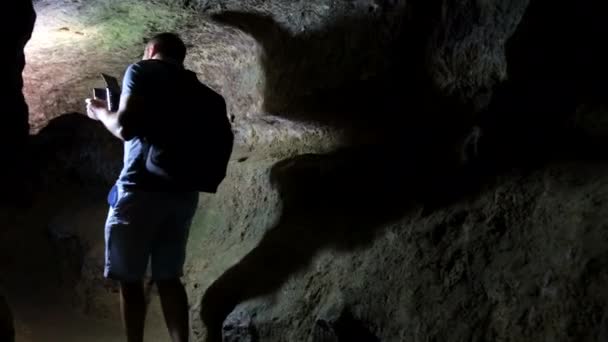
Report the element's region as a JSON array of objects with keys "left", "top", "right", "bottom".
[
  {"left": 200, "top": 1, "right": 608, "bottom": 340},
  {"left": 32, "top": 113, "right": 123, "bottom": 188},
  {"left": 212, "top": 10, "right": 401, "bottom": 121},
  {"left": 211, "top": 7, "right": 473, "bottom": 146},
  {"left": 479, "top": 0, "right": 608, "bottom": 164},
  {"left": 200, "top": 143, "right": 484, "bottom": 340},
  {"left": 198, "top": 6, "right": 488, "bottom": 341}
]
